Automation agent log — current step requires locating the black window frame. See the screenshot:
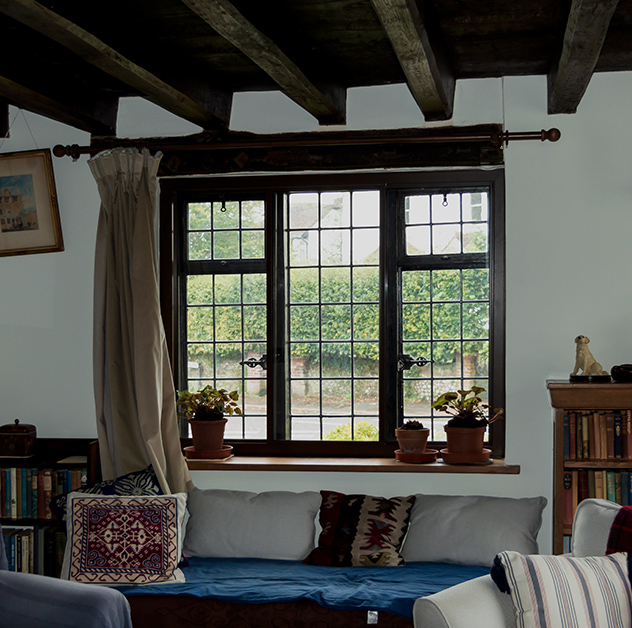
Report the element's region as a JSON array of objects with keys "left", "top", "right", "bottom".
[{"left": 160, "top": 168, "right": 506, "bottom": 458}]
